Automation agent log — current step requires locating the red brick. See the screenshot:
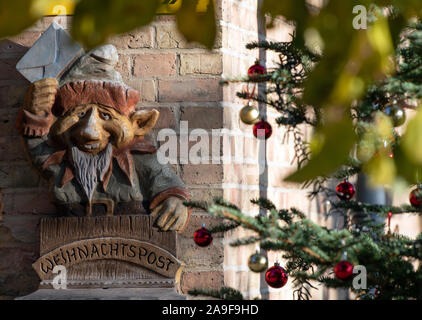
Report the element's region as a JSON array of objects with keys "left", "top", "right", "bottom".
[
  {"left": 156, "top": 25, "right": 198, "bottom": 49},
  {"left": 155, "top": 21, "right": 221, "bottom": 49},
  {"left": 115, "top": 54, "right": 131, "bottom": 78},
  {"left": 179, "top": 213, "right": 225, "bottom": 238},
  {"left": 133, "top": 53, "right": 177, "bottom": 77},
  {"left": 225, "top": 188, "right": 260, "bottom": 213},
  {"left": 109, "top": 28, "right": 154, "bottom": 49},
  {"left": 0, "top": 84, "right": 27, "bottom": 109},
  {"left": 230, "top": 2, "right": 258, "bottom": 32},
  {"left": 3, "top": 31, "right": 42, "bottom": 51},
  {"left": 0, "top": 137, "right": 26, "bottom": 162},
  {"left": 222, "top": 83, "right": 247, "bottom": 107},
  {"left": 267, "top": 166, "right": 300, "bottom": 189},
  {"left": 223, "top": 164, "right": 260, "bottom": 185},
  {"left": 0, "top": 240, "right": 40, "bottom": 298},
  {"left": 224, "top": 240, "right": 257, "bottom": 267},
  {"left": 126, "top": 79, "right": 156, "bottom": 102},
  {"left": 180, "top": 106, "right": 223, "bottom": 129},
  {"left": 0, "top": 109, "right": 21, "bottom": 137},
  {"left": 158, "top": 79, "right": 222, "bottom": 102},
  {"left": 0, "top": 58, "right": 27, "bottom": 81},
  {"left": 181, "top": 164, "right": 223, "bottom": 184},
  {"left": 148, "top": 106, "right": 177, "bottom": 129},
  {"left": 180, "top": 270, "right": 224, "bottom": 294},
  {"left": 188, "top": 187, "right": 224, "bottom": 204},
  {"left": 2, "top": 213, "right": 45, "bottom": 243},
  {"left": 180, "top": 53, "right": 222, "bottom": 75},
  {"left": 127, "top": 28, "right": 154, "bottom": 48},
  {"left": 178, "top": 237, "right": 224, "bottom": 267},
  {"left": 3, "top": 189, "right": 56, "bottom": 215},
  {"left": 0, "top": 165, "right": 39, "bottom": 189}
]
